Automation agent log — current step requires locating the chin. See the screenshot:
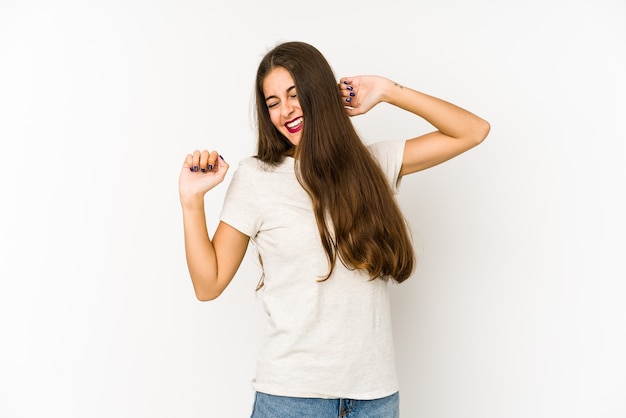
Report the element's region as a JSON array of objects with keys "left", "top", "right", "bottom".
[{"left": 287, "top": 136, "right": 301, "bottom": 147}]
